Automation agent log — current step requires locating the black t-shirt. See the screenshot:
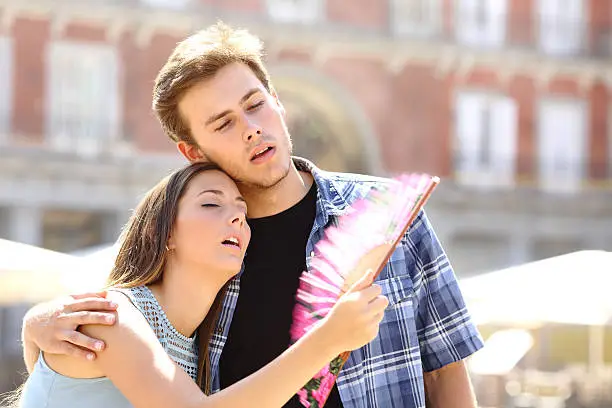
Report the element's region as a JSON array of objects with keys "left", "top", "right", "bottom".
[{"left": 219, "top": 182, "right": 343, "bottom": 407}]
